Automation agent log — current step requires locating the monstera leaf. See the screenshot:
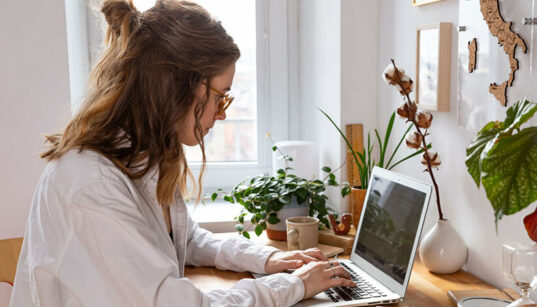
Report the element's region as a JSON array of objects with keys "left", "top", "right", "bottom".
[{"left": 465, "top": 100, "right": 537, "bottom": 225}]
